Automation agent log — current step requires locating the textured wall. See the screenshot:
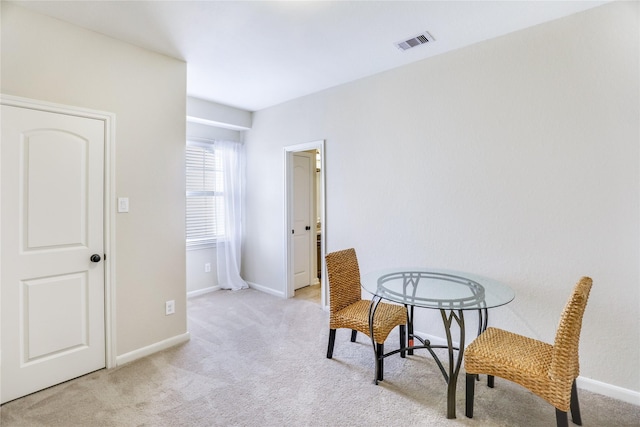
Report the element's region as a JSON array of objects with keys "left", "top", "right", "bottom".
[{"left": 243, "top": 2, "right": 639, "bottom": 394}]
